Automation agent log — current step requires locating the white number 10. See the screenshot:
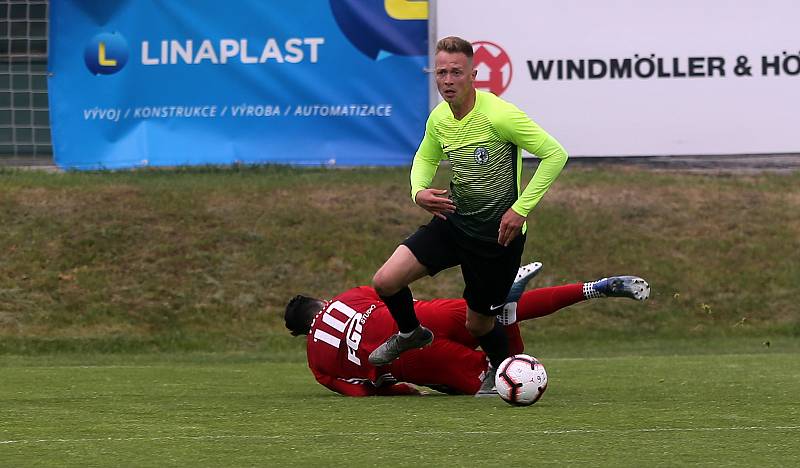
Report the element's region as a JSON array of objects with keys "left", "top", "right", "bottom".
[{"left": 313, "top": 301, "right": 364, "bottom": 365}]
